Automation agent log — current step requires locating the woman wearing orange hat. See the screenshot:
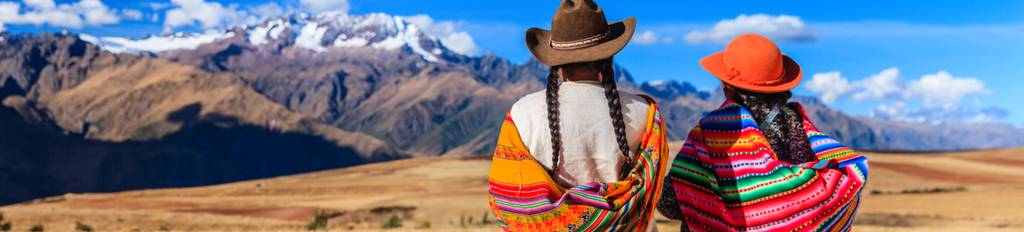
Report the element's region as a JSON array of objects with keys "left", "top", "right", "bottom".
[
  {"left": 486, "top": 0, "right": 672, "bottom": 231},
  {"left": 658, "top": 34, "right": 869, "bottom": 231}
]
